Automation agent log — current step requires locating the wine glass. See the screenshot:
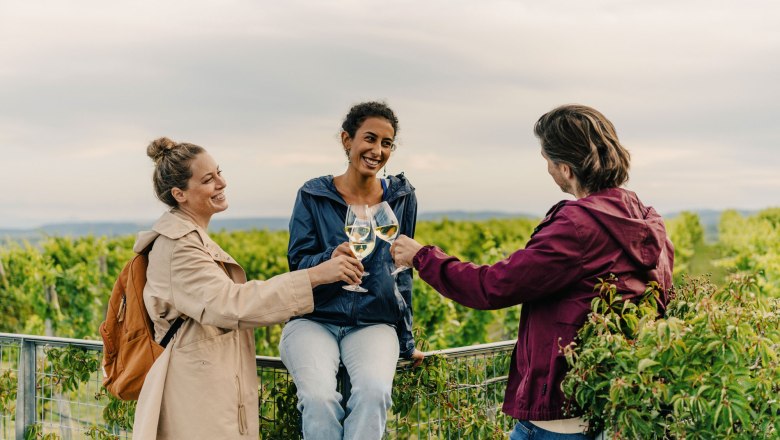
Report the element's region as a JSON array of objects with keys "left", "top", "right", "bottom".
[
  {"left": 343, "top": 205, "right": 376, "bottom": 292},
  {"left": 371, "top": 201, "right": 408, "bottom": 275}
]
